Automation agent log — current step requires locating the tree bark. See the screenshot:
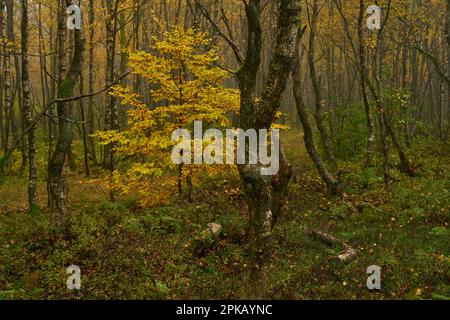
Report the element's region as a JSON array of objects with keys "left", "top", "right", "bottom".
[
  {"left": 446, "top": 0, "right": 450, "bottom": 130},
  {"left": 87, "top": 0, "right": 97, "bottom": 165},
  {"left": 357, "top": 0, "right": 376, "bottom": 168},
  {"left": 371, "top": 2, "right": 414, "bottom": 177},
  {"left": 1, "top": 0, "right": 13, "bottom": 174},
  {"left": 48, "top": 0, "right": 85, "bottom": 225},
  {"left": 293, "top": 27, "right": 339, "bottom": 194},
  {"left": 21, "top": 0, "right": 38, "bottom": 210},
  {"left": 79, "top": 62, "right": 90, "bottom": 177},
  {"left": 235, "top": 0, "right": 300, "bottom": 299},
  {"left": 369, "top": 2, "right": 392, "bottom": 189},
  {"left": 307, "top": 0, "right": 337, "bottom": 167},
  {"left": 0, "top": 0, "right": 5, "bottom": 151},
  {"left": 102, "top": 0, "right": 119, "bottom": 172}
]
